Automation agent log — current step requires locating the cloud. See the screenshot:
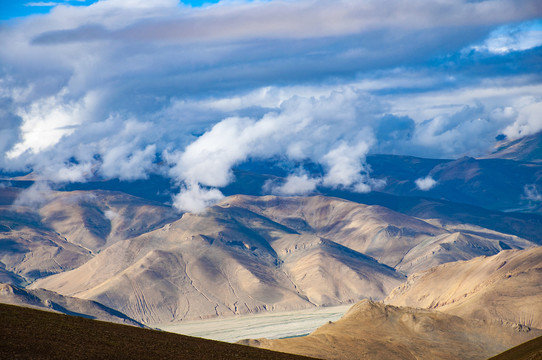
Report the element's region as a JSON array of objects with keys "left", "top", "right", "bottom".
[
  {"left": 524, "top": 184, "right": 542, "bottom": 202},
  {"left": 104, "top": 209, "right": 119, "bottom": 220},
  {"left": 266, "top": 173, "right": 321, "bottom": 196},
  {"left": 0, "top": 0, "right": 541, "bottom": 212},
  {"left": 415, "top": 176, "right": 438, "bottom": 191},
  {"left": 468, "top": 19, "right": 542, "bottom": 54},
  {"left": 12, "top": 181, "right": 54, "bottom": 208},
  {"left": 173, "top": 182, "right": 224, "bottom": 213}
]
